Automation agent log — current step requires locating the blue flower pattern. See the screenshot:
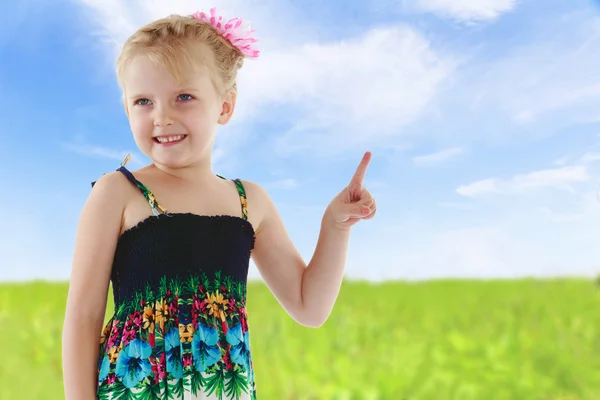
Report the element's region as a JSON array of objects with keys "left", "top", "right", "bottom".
[
  {"left": 164, "top": 328, "right": 183, "bottom": 379},
  {"left": 191, "top": 323, "right": 221, "bottom": 372},
  {"left": 226, "top": 323, "right": 251, "bottom": 372},
  {"left": 115, "top": 339, "right": 153, "bottom": 388}
]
